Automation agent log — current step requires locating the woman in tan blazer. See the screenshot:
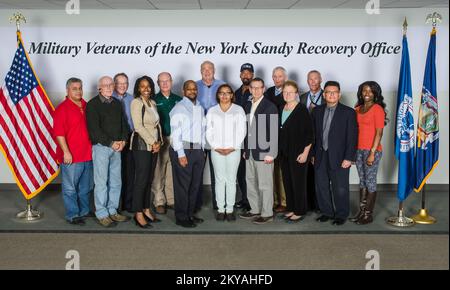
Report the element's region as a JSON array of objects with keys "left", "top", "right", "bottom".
[{"left": 130, "top": 75, "right": 163, "bottom": 228}]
